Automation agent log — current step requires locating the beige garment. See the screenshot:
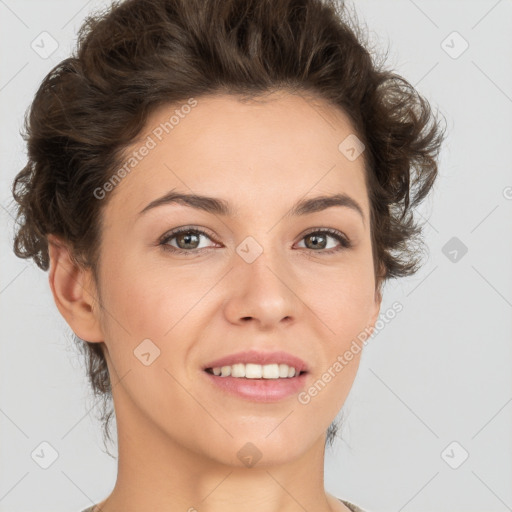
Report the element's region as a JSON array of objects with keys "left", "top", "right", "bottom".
[
  {"left": 80, "top": 498, "right": 369, "bottom": 512},
  {"left": 339, "top": 497, "right": 369, "bottom": 512}
]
